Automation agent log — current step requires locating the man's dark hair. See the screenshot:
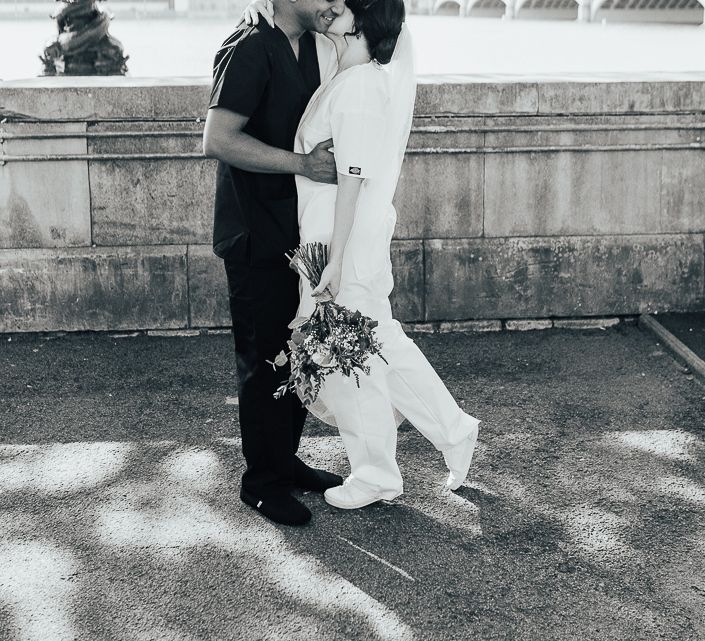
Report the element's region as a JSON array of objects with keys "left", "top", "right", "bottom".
[{"left": 345, "top": 0, "right": 405, "bottom": 65}]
